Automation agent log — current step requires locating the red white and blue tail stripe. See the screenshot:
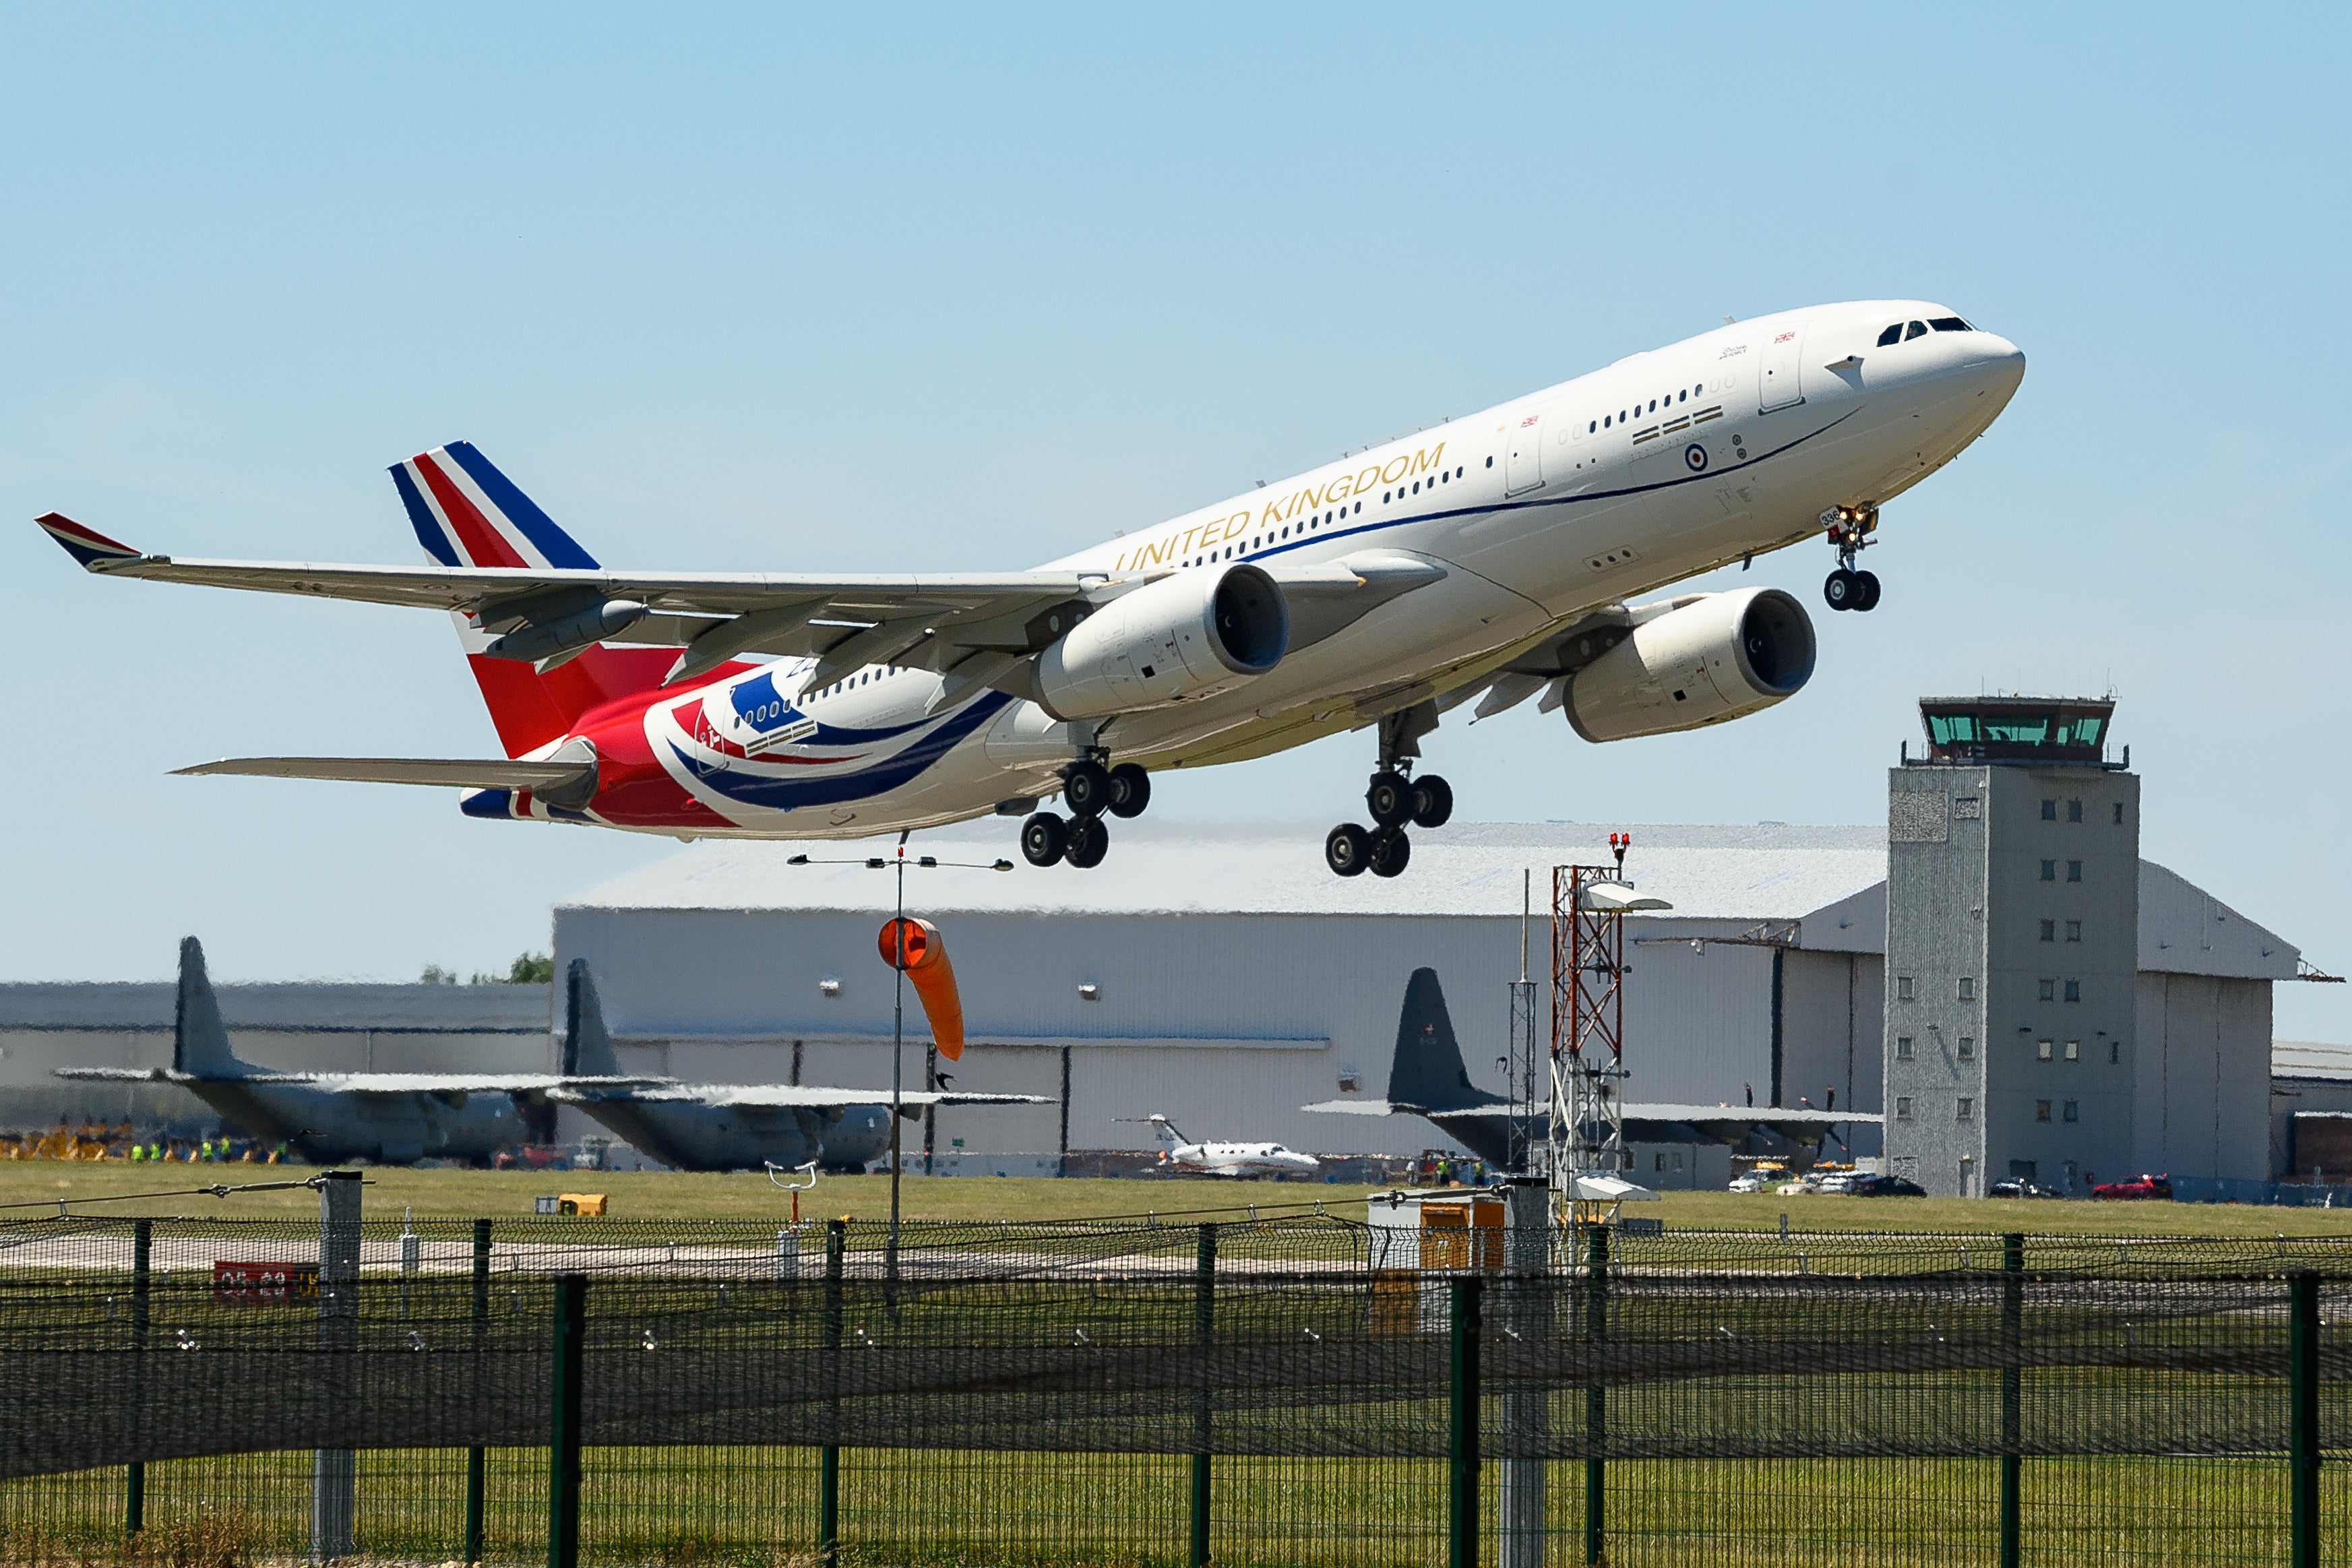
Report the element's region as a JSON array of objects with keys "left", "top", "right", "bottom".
[
  {"left": 35, "top": 513, "right": 142, "bottom": 569},
  {"left": 390, "top": 442, "right": 600, "bottom": 571}
]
